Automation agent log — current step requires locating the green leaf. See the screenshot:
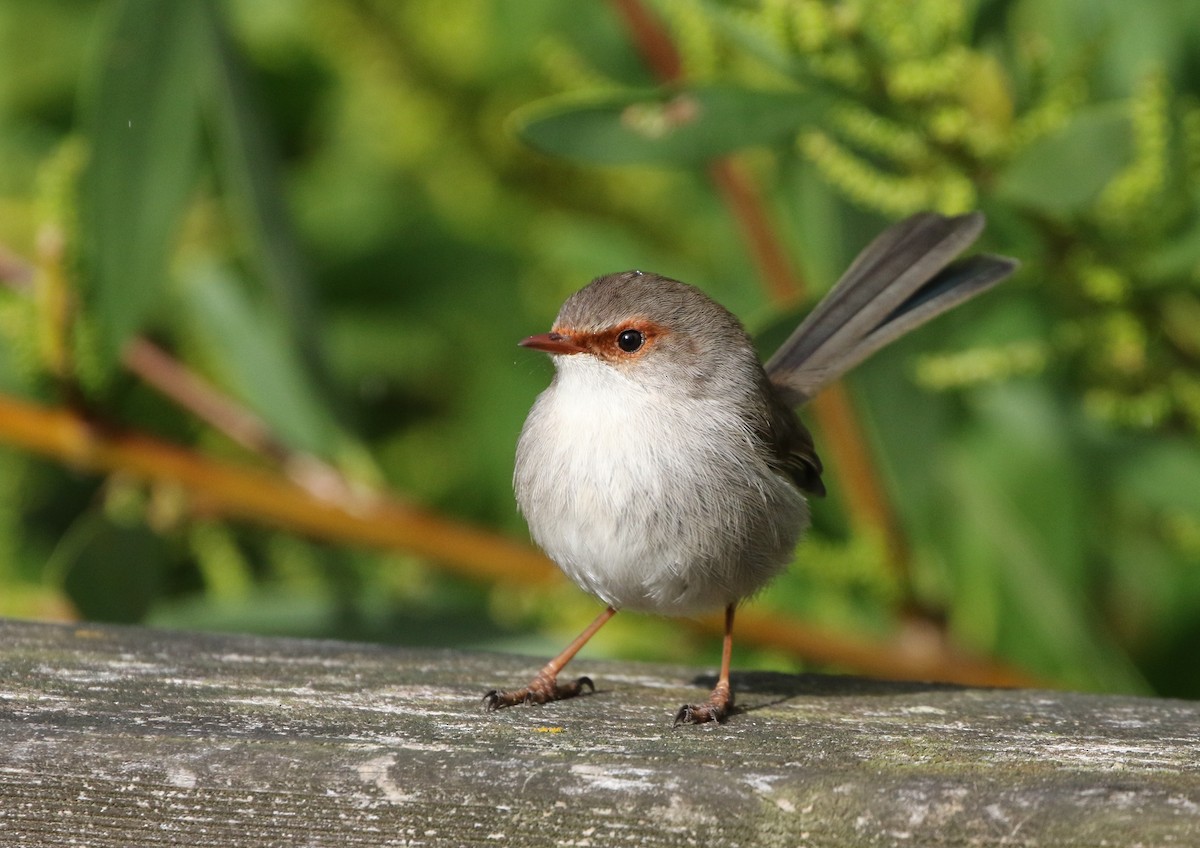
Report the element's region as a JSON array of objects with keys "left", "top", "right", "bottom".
[
  {"left": 512, "top": 85, "right": 833, "bottom": 166},
  {"left": 689, "top": 0, "right": 817, "bottom": 84},
  {"left": 80, "top": 0, "right": 211, "bottom": 362},
  {"left": 1114, "top": 439, "right": 1200, "bottom": 516},
  {"left": 199, "top": 2, "right": 320, "bottom": 364},
  {"left": 180, "top": 261, "right": 335, "bottom": 456},
  {"left": 995, "top": 103, "right": 1133, "bottom": 215},
  {"left": 1141, "top": 215, "right": 1200, "bottom": 283},
  {"left": 939, "top": 384, "right": 1146, "bottom": 692},
  {"left": 53, "top": 513, "right": 169, "bottom": 624}
]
